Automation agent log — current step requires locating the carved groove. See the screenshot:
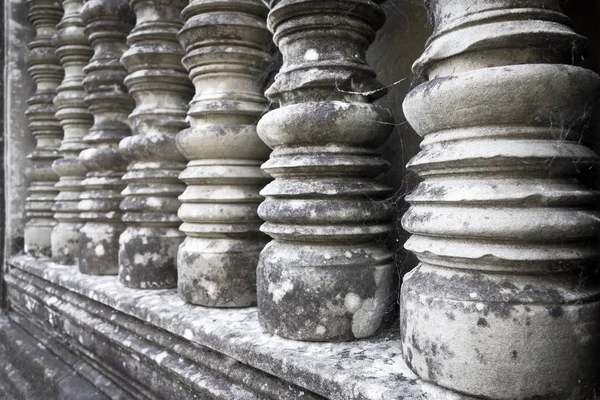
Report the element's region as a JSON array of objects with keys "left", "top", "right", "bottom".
[
  {"left": 118, "top": 0, "right": 193, "bottom": 289},
  {"left": 175, "top": 0, "right": 273, "bottom": 307},
  {"left": 401, "top": 1, "right": 600, "bottom": 398},
  {"left": 51, "top": 0, "right": 94, "bottom": 265},
  {"left": 24, "top": 0, "right": 64, "bottom": 257},
  {"left": 255, "top": 0, "right": 396, "bottom": 341},
  {"left": 78, "top": 0, "right": 135, "bottom": 275}
]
